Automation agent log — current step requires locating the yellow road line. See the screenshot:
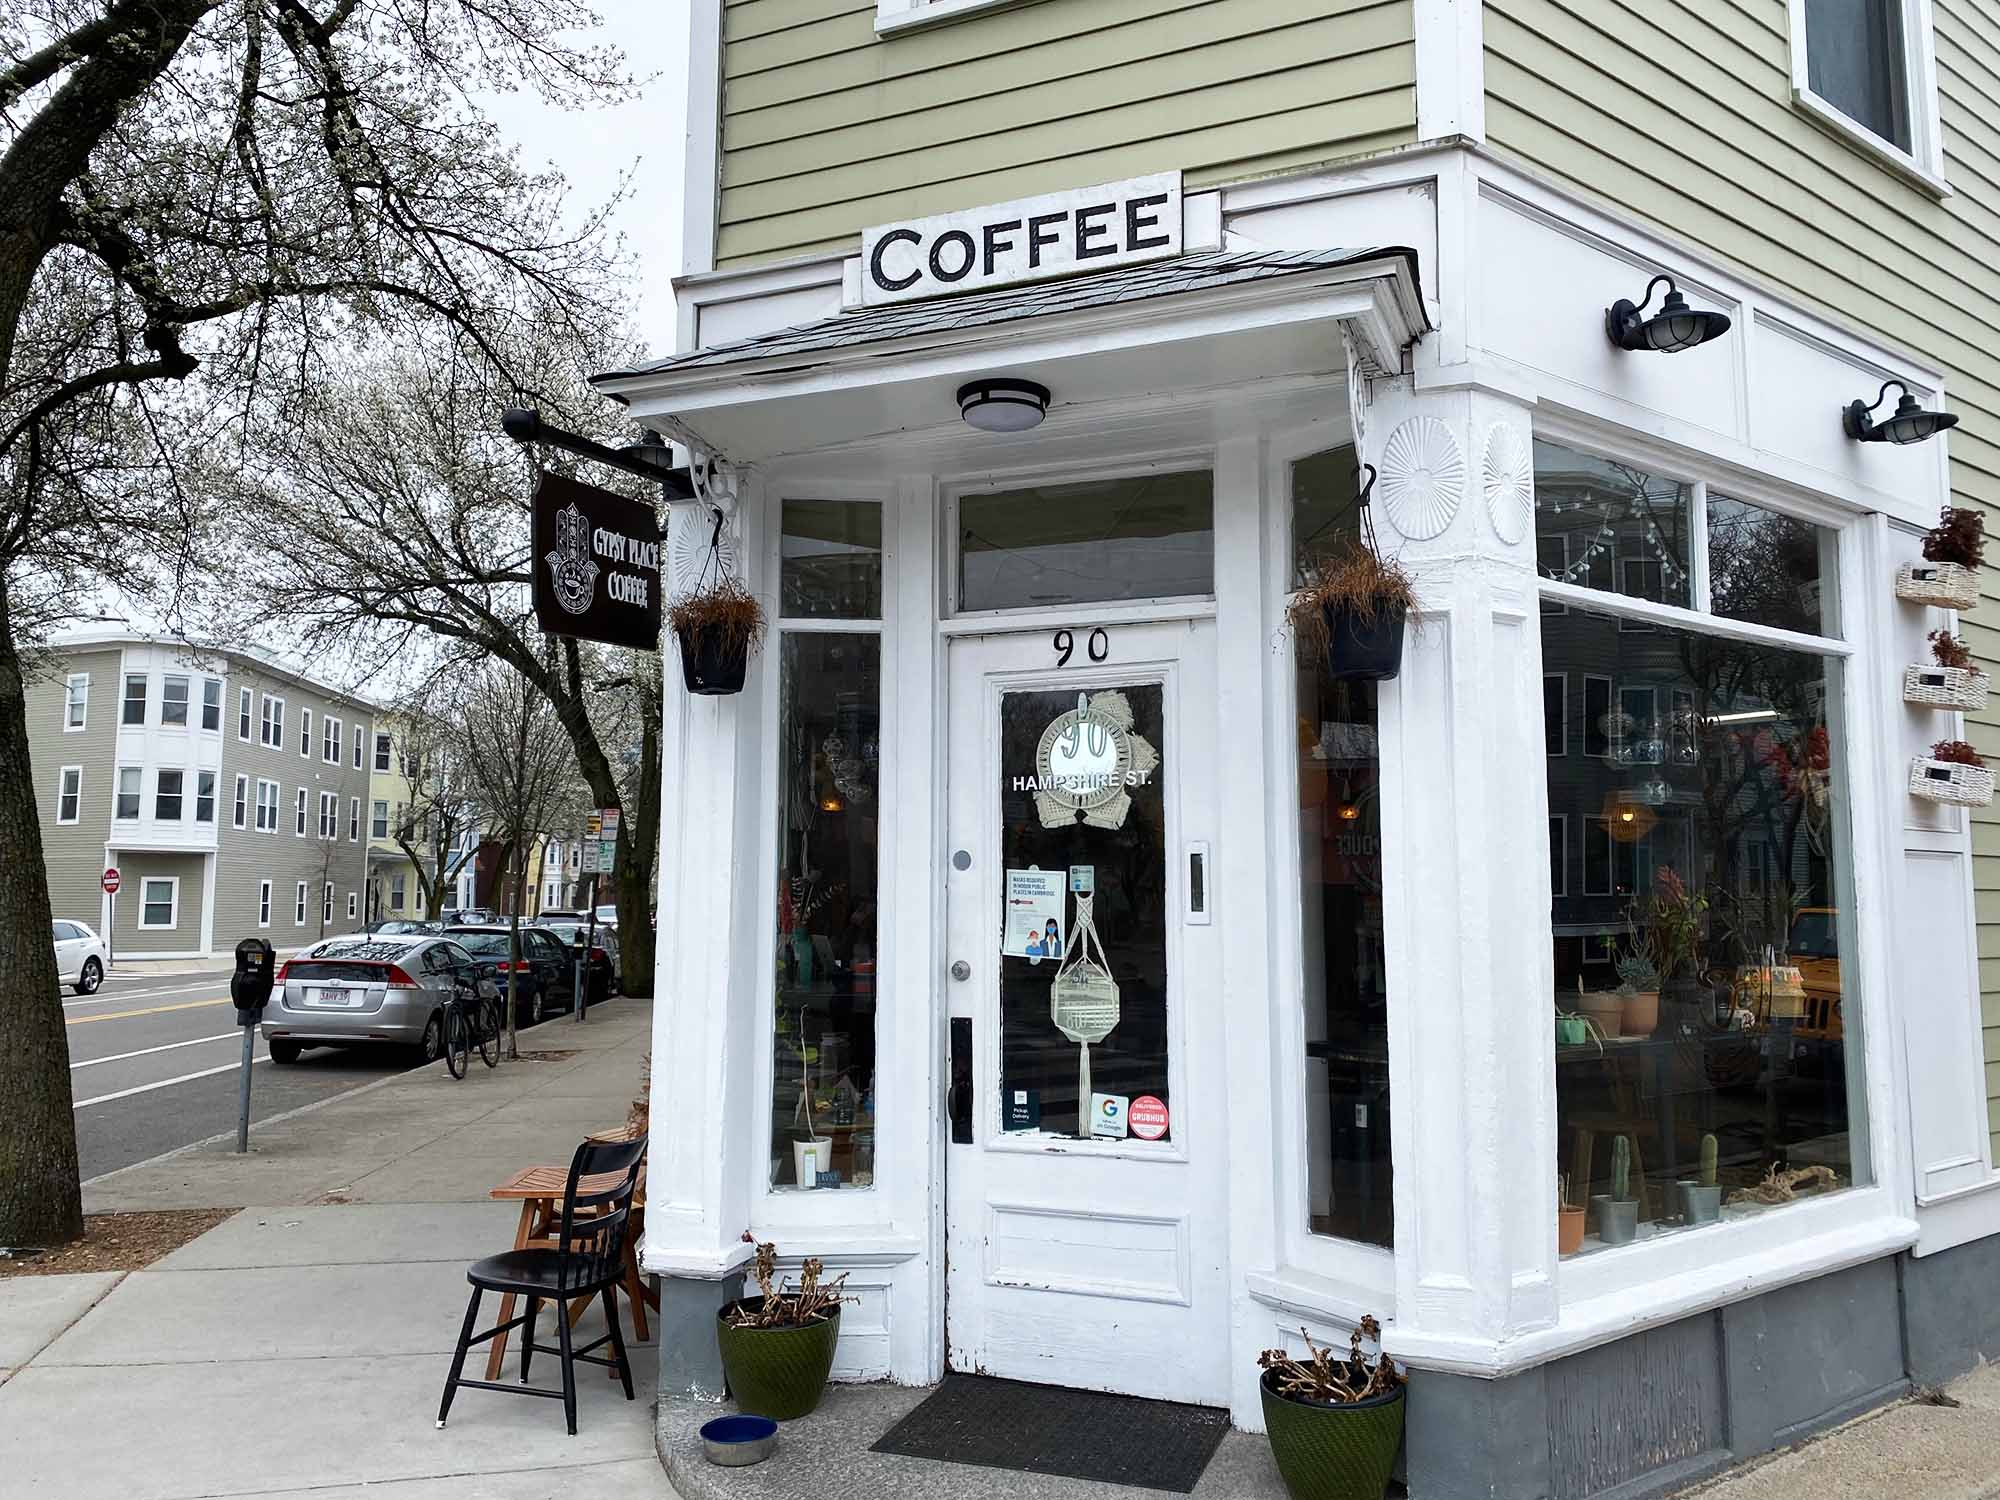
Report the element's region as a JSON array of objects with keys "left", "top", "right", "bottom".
[{"left": 67, "top": 996, "right": 231, "bottom": 1026}]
